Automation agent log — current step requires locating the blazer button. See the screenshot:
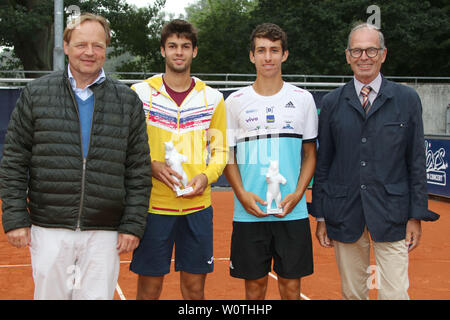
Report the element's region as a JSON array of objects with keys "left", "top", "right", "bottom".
[
  {"left": 361, "top": 161, "right": 367, "bottom": 167},
  {"left": 361, "top": 137, "right": 367, "bottom": 143},
  {"left": 360, "top": 184, "right": 367, "bottom": 190}
]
